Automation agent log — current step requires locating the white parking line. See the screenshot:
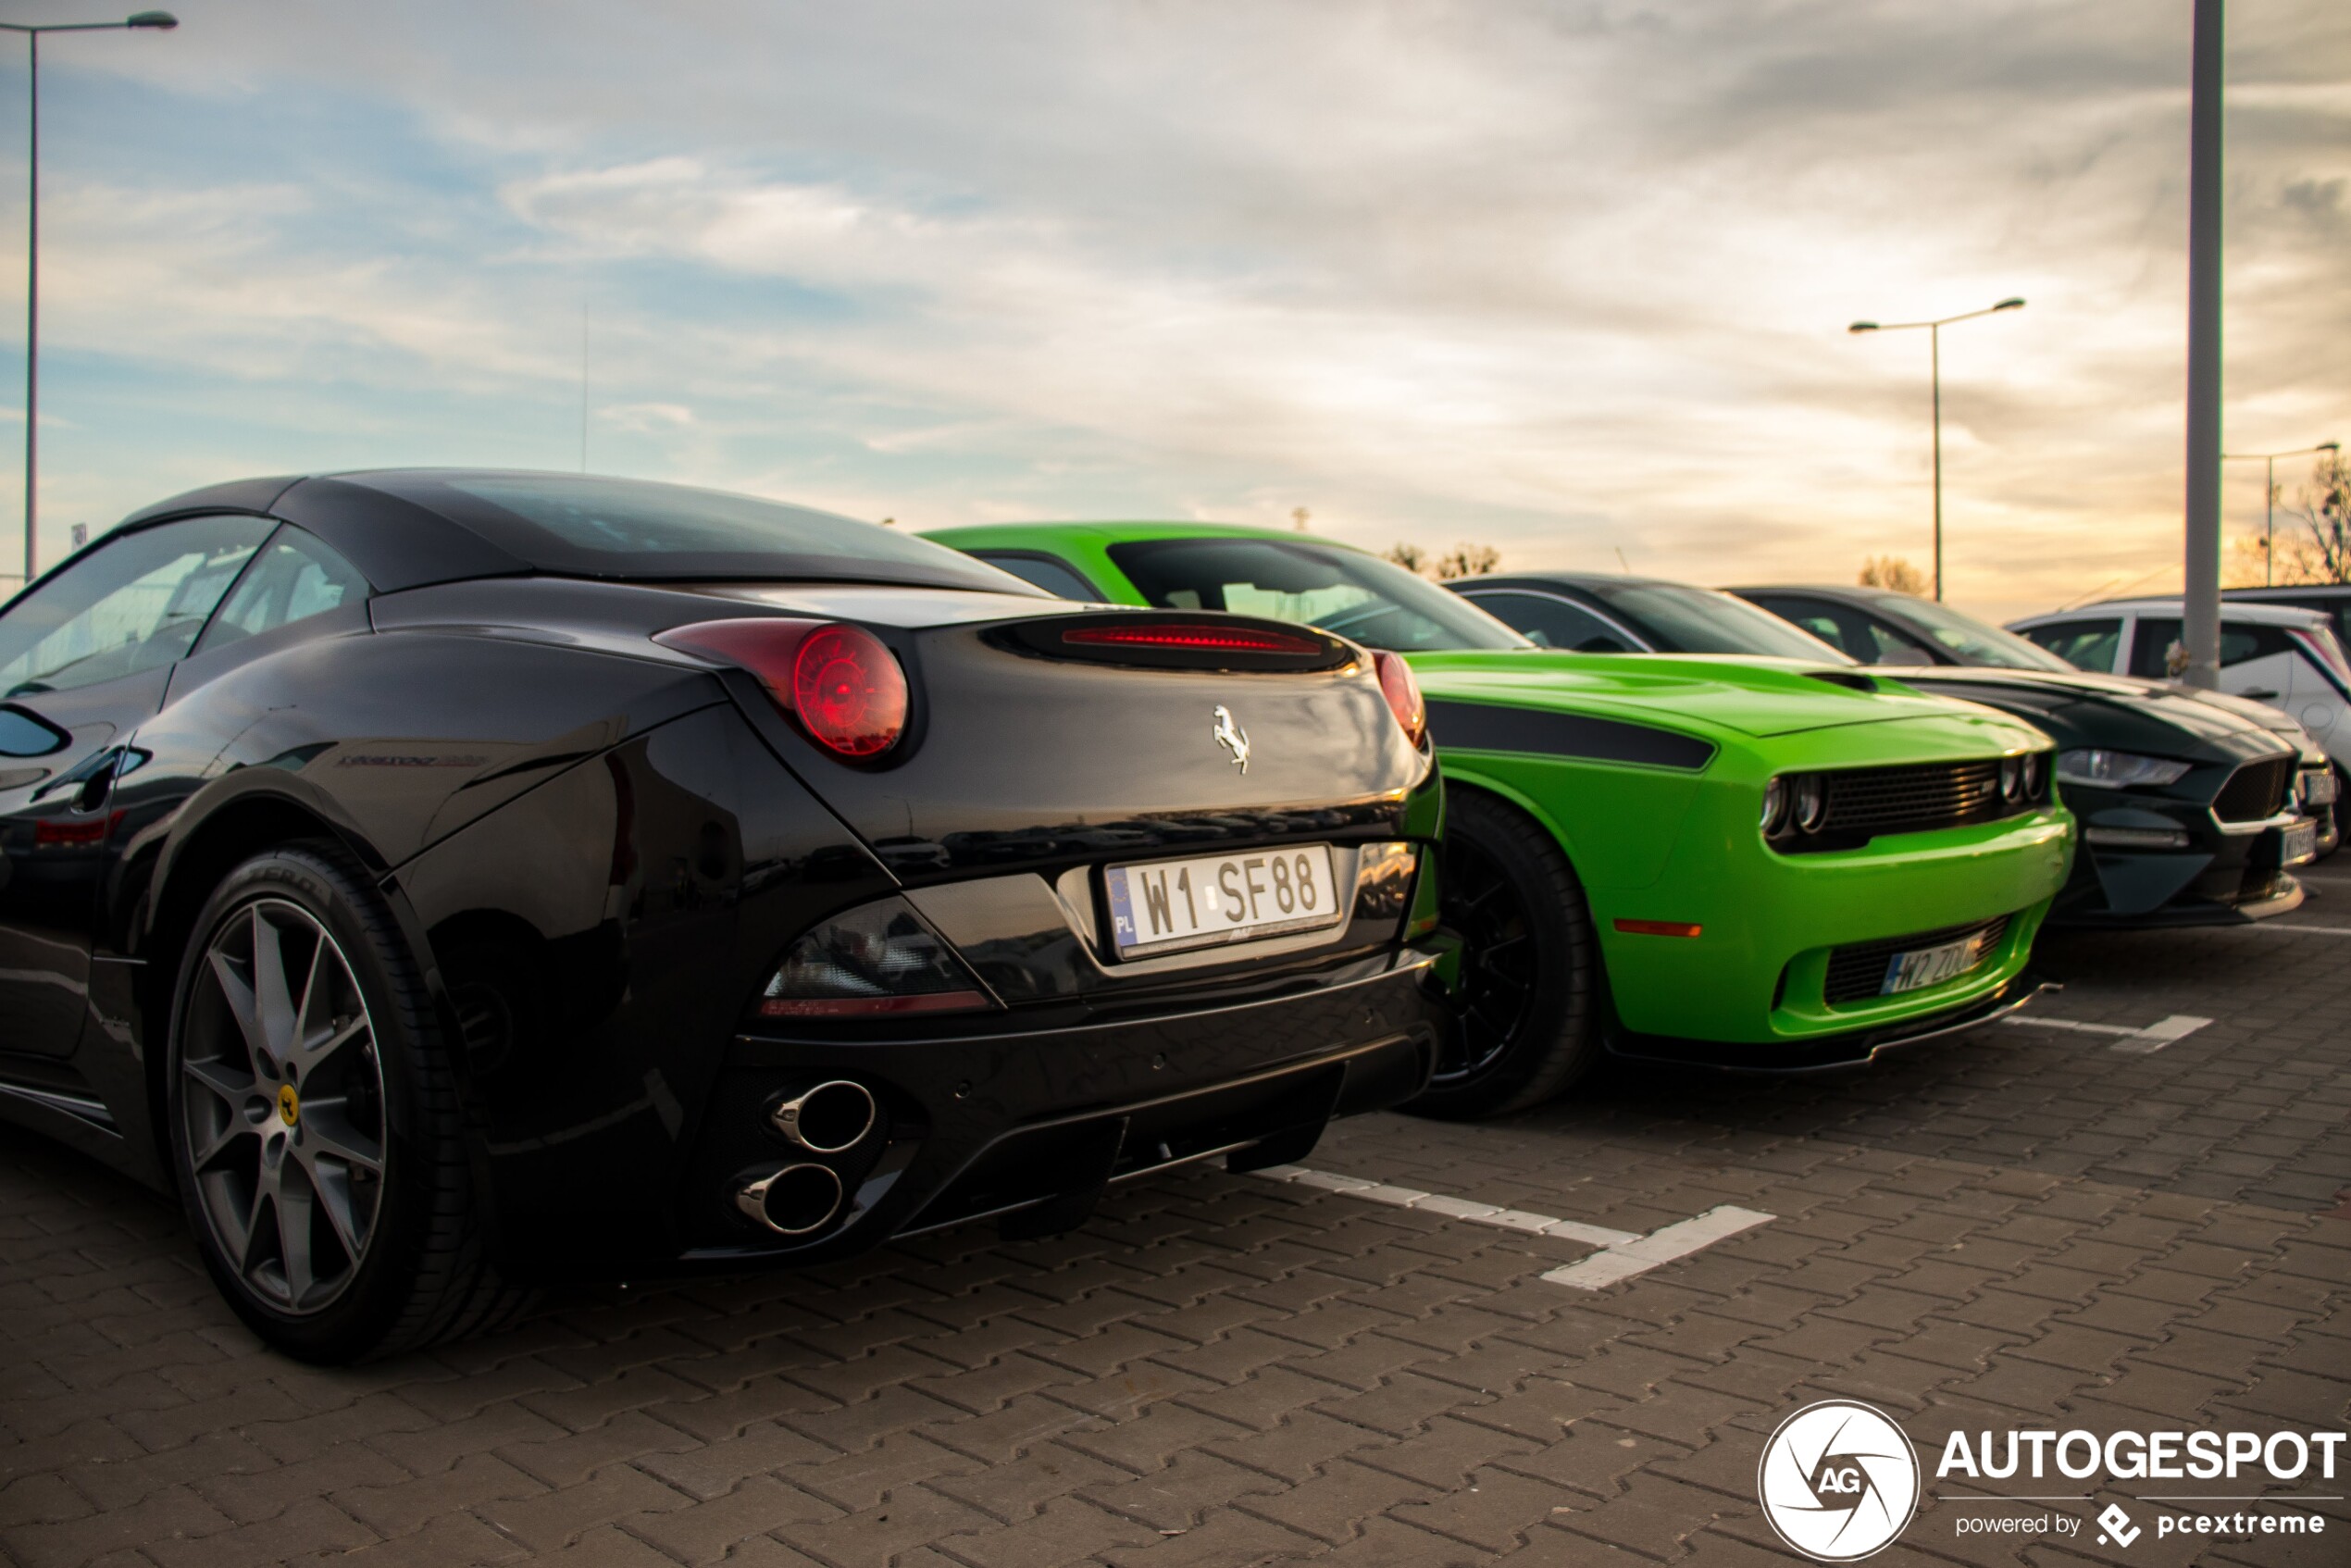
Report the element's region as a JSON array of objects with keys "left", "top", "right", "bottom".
[
  {"left": 1540, "top": 1206, "right": 1777, "bottom": 1290},
  {"left": 2005, "top": 1016, "right": 2140, "bottom": 1037},
  {"left": 2002, "top": 1013, "right": 2213, "bottom": 1054},
  {"left": 1252, "top": 1165, "right": 1774, "bottom": 1288},
  {"left": 2248, "top": 924, "right": 2351, "bottom": 936}
]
